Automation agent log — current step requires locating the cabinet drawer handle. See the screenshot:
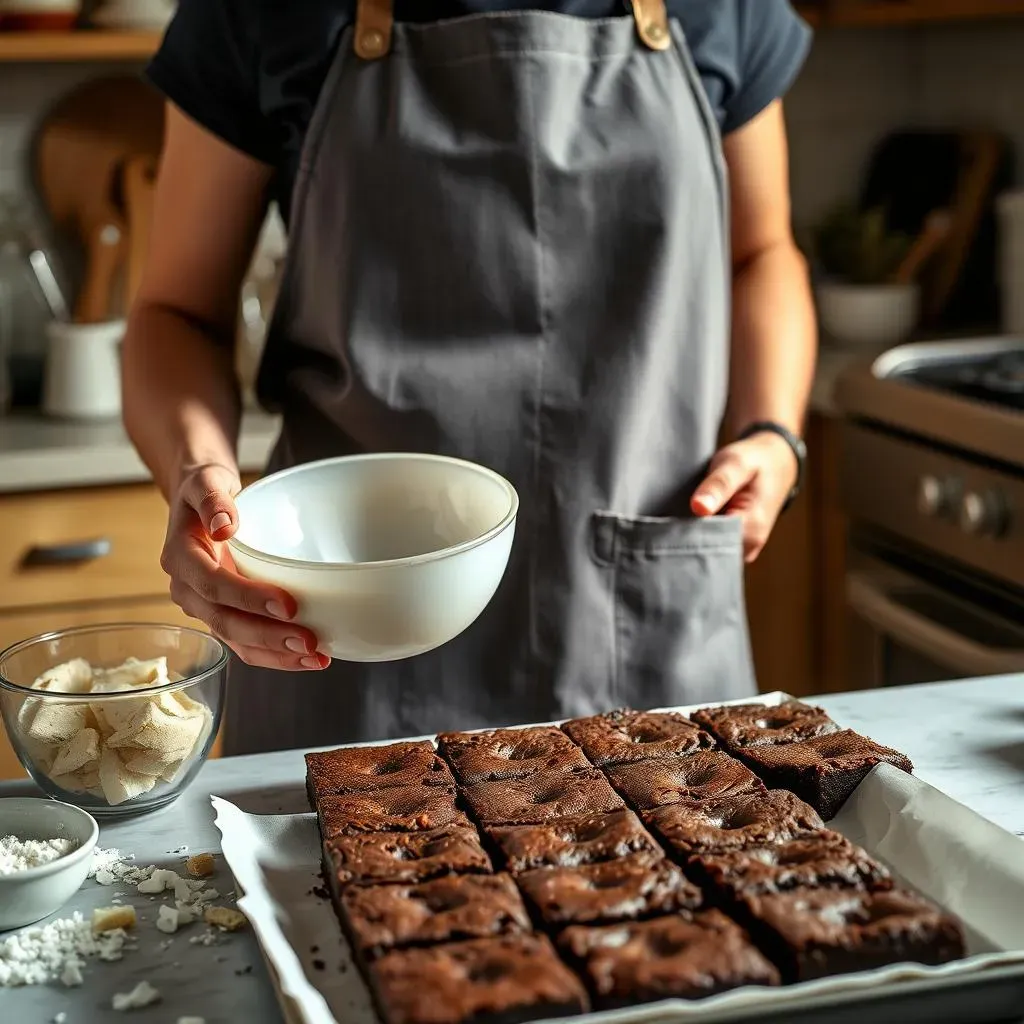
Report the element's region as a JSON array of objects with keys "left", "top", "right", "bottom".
[{"left": 22, "top": 538, "right": 113, "bottom": 566}]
